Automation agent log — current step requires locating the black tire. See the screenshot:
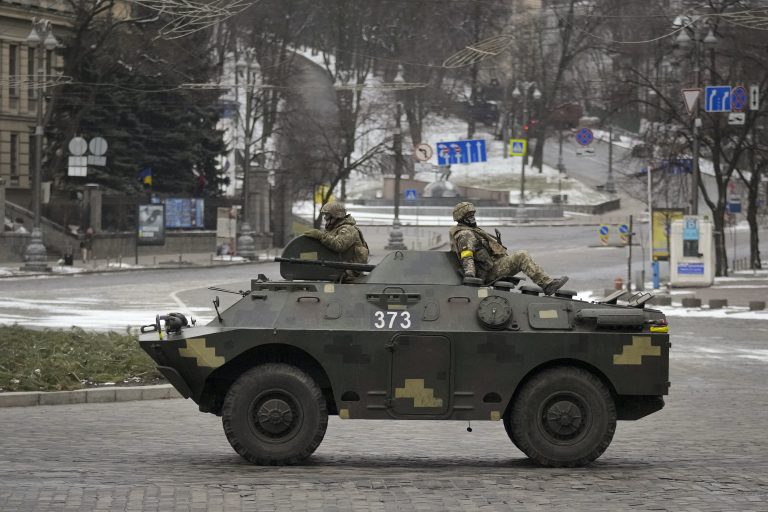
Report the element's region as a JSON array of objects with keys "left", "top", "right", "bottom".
[
  {"left": 222, "top": 363, "right": 328, "bottom": 465},
  {"left": 510, "top": 366, "right": 616, "bottom": 467},
  {"left": 502, "top": 411, "right": 524, "bottom": 453}
]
